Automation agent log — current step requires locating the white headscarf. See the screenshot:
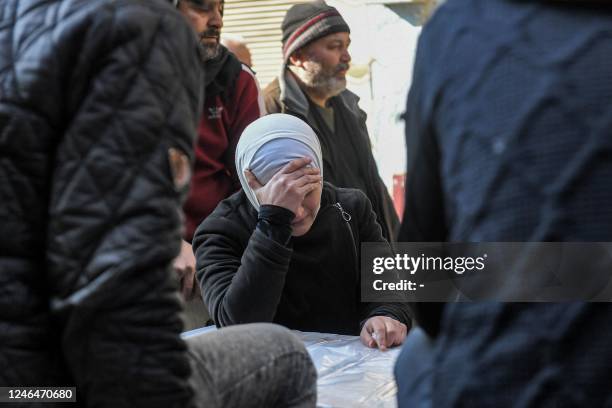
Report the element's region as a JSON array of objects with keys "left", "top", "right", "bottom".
[{"left": 235, "top": 113, "right": 323, "bottom": 211}]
